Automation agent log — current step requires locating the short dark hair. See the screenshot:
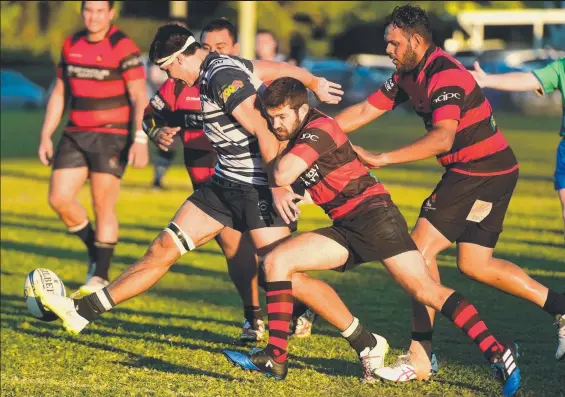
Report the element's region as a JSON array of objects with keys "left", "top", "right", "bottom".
[
  {"left": 383, "top": 5, "right": 432, "bottom": 43},
  {"left": 201, "top": 18, "right": 238, "bottom": 44},
  {"left": 262, "top": 77, "right": 308, "bottom": 111},
  {"left": 81, "top": 1, "right": 115, "bottom": 10},
  {"left": 149, "top": 23, "right": 201, "bottom": 64}
]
